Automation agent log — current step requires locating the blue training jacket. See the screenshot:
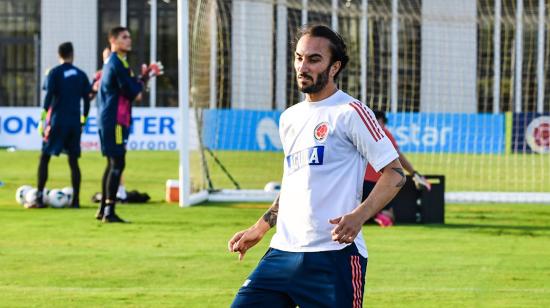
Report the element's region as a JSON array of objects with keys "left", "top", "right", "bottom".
[
  {"left": 96, "top": 53, "right": 143, "bottom": 130},
  {"left": 43, "top": 62, "right": 91, "bottom": 127}
]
